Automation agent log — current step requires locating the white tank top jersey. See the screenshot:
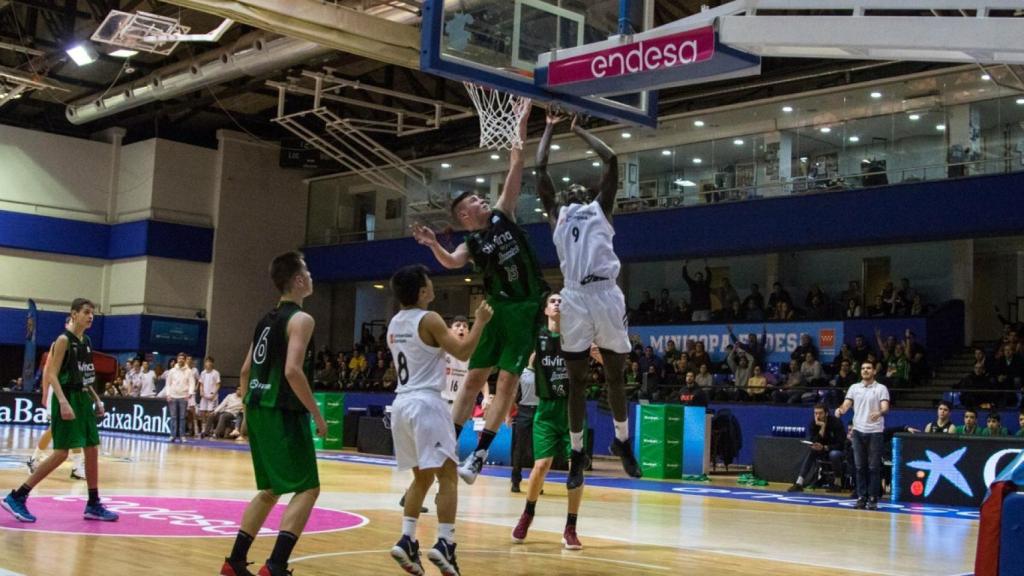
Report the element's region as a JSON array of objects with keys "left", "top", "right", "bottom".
[
  {"left": 441, "top": 353, "right": 468, "bottom": 402},
  {"left": 387, "top": 308, "right": 446, "bottom": 395},
  {"left": 553, "top": 200, "right": 620, "bottom": 288}
]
